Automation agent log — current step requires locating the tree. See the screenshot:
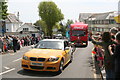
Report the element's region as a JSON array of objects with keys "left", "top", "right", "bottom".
[
  {"left": 0, "top": 1, "right": 8, "bottom": 20},
  {"left": 38, "top": 1, "right": 64, "bottom": 36},
  {"left": 34, "top": 20, "right": 47, "bottom": 35},
  {"left": 65, "top": 19, "right": 74, "bottom": 28},
  {"left": 0, "top": 1, "right": 8, "bottom": 36},
  {"left": 58, "top": 24, "right": 66, "bottom": 36}
]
